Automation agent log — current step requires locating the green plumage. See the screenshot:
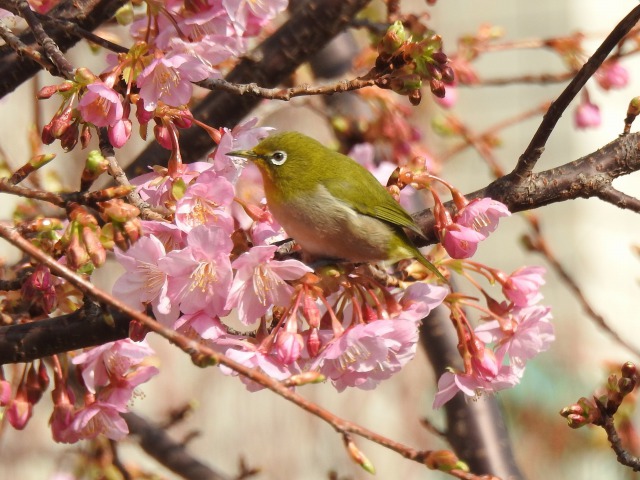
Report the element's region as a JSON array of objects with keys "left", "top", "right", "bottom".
[{"left": 228, "top": 131, "right": 444, "bottom": 281}]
